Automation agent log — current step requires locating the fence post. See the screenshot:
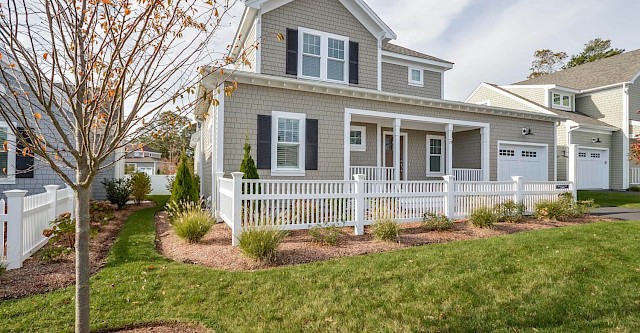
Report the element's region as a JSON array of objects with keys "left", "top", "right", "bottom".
[
  {"left": 353, "top": 174, "right": 365, "bottom": 236},
  {"left": 511, "top": 176, "right": 523, "bottom": 204},
  {"left": 215, "top": 171, "right": 224, "bottom": 222},
  {"left": 230, "top": 172, "right": 244, "bottom": 246},
  {"left": 443, "top": 175, "right": 455, "bottom": 218},
  {"left": 567, "top": 144, "right": 579, "bottom": 199},
  {"left": 5, "top": 189, "right": 28, "bottom": 269},
  {"left": 44, "top": 185, "right": 60, "bottom": 222}
]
